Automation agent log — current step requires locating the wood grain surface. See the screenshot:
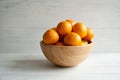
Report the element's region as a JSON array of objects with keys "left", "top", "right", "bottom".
[
  {"left": 0, "top": 0, "right": 120, "bottom": 80},
  {"left": 0, "top": 53, "right": 120, "bottom": 80},
  {"left": 0, "top": 0, "right": 120, "bottom": 53}
]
